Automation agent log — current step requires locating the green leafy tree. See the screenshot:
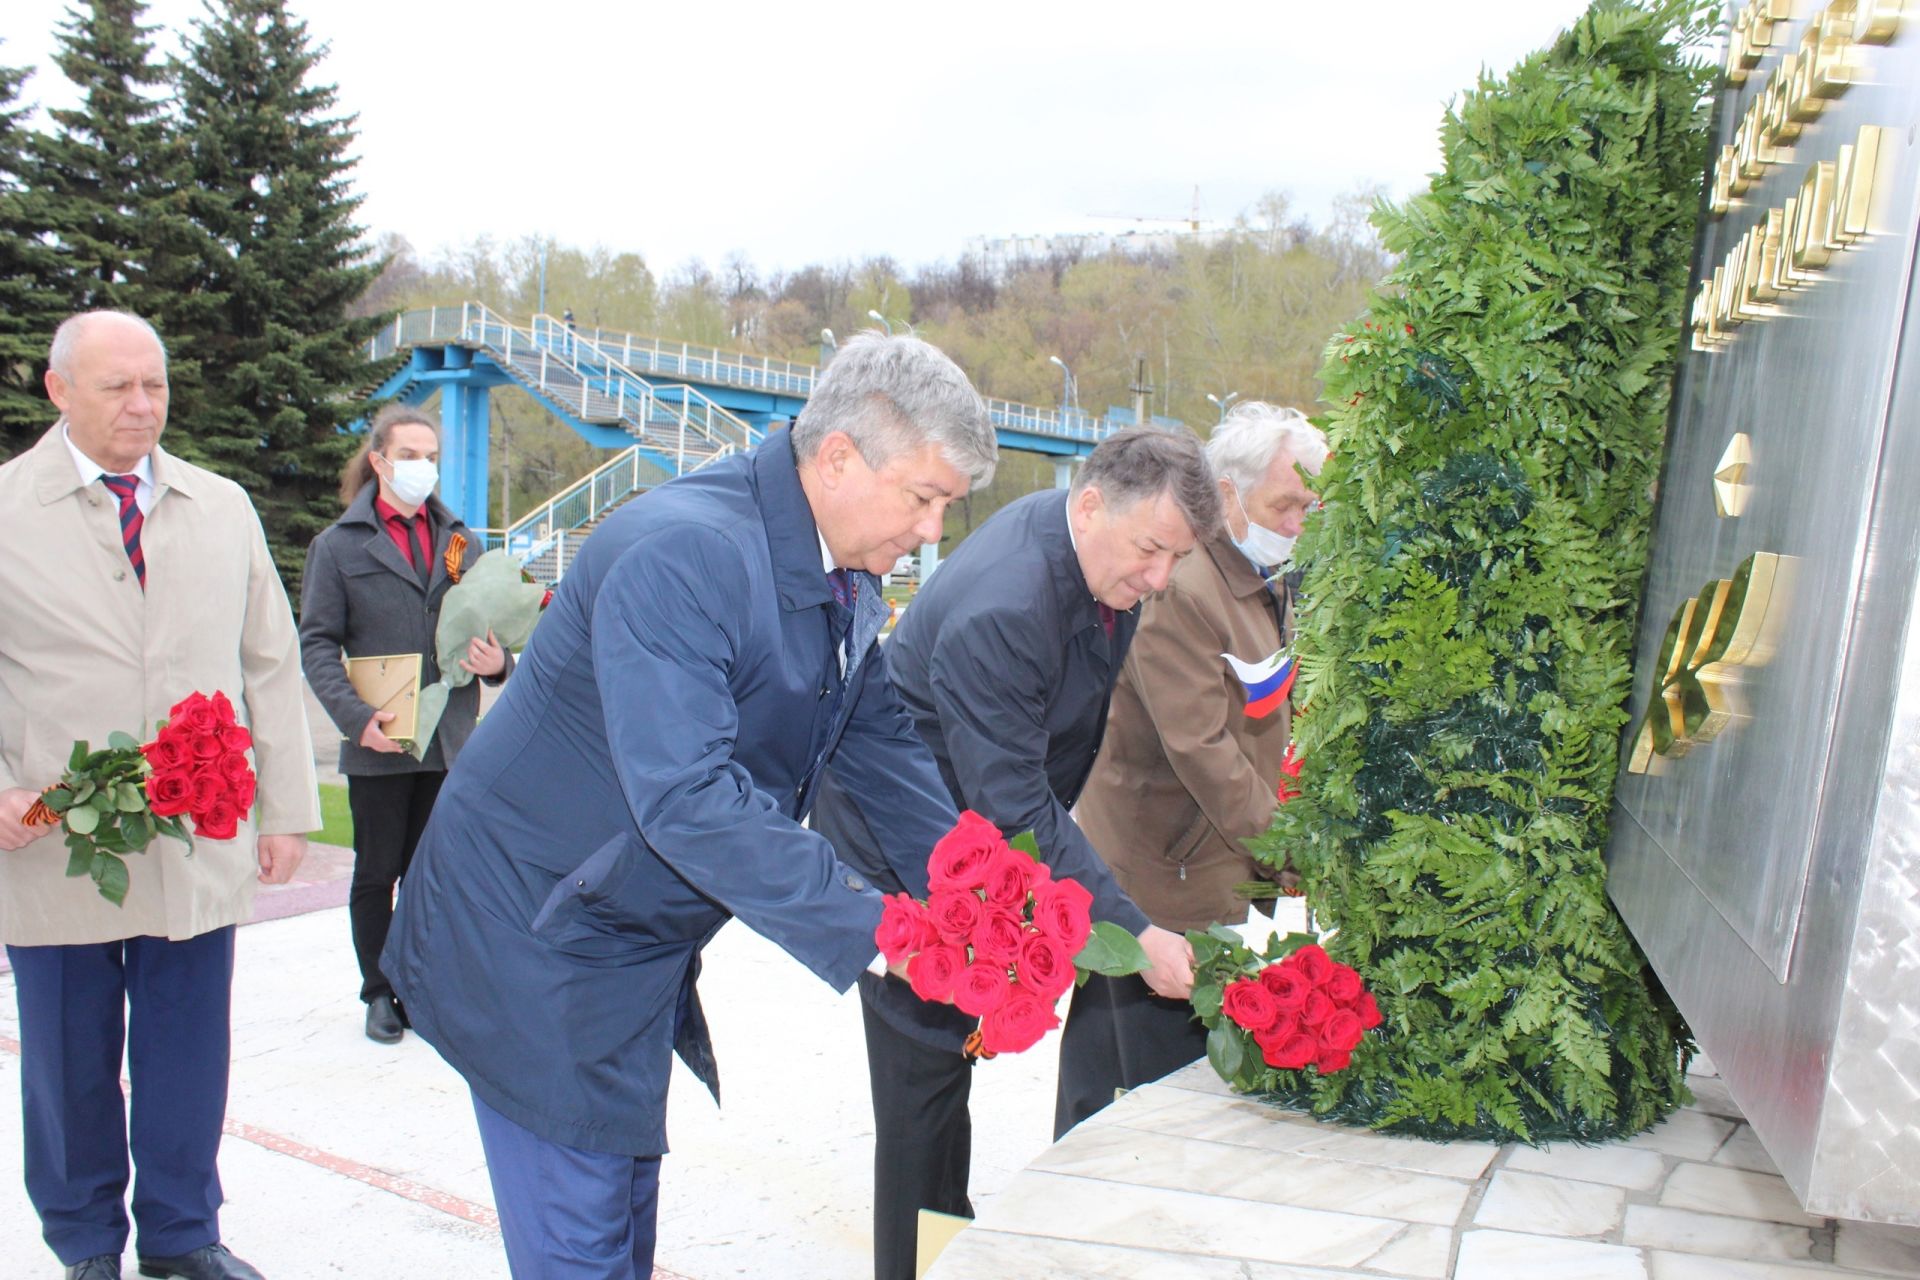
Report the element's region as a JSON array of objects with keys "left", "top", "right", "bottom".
[
  {"left": 1255, "top": 0, "right": 1717, "bottom": 1143},
  {"left": 172, "top": 0, "right": 384, "bottom": 594},
  {"left": 0, "top": 51, "right": 72, "bottom": 456}
]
